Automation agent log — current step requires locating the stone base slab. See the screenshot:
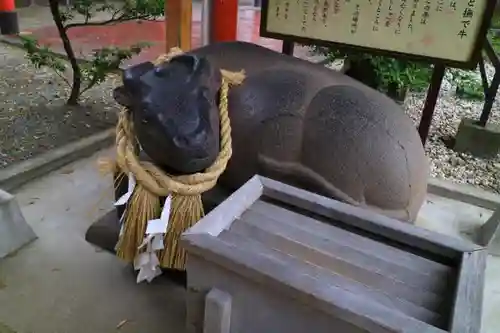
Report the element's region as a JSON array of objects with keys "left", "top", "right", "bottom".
[
  {"left": 454, "top": 118, "right": 500, "bottom": 158},
  {"left": 0, "top": 190, "right": 37, "bottom": 259}
]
